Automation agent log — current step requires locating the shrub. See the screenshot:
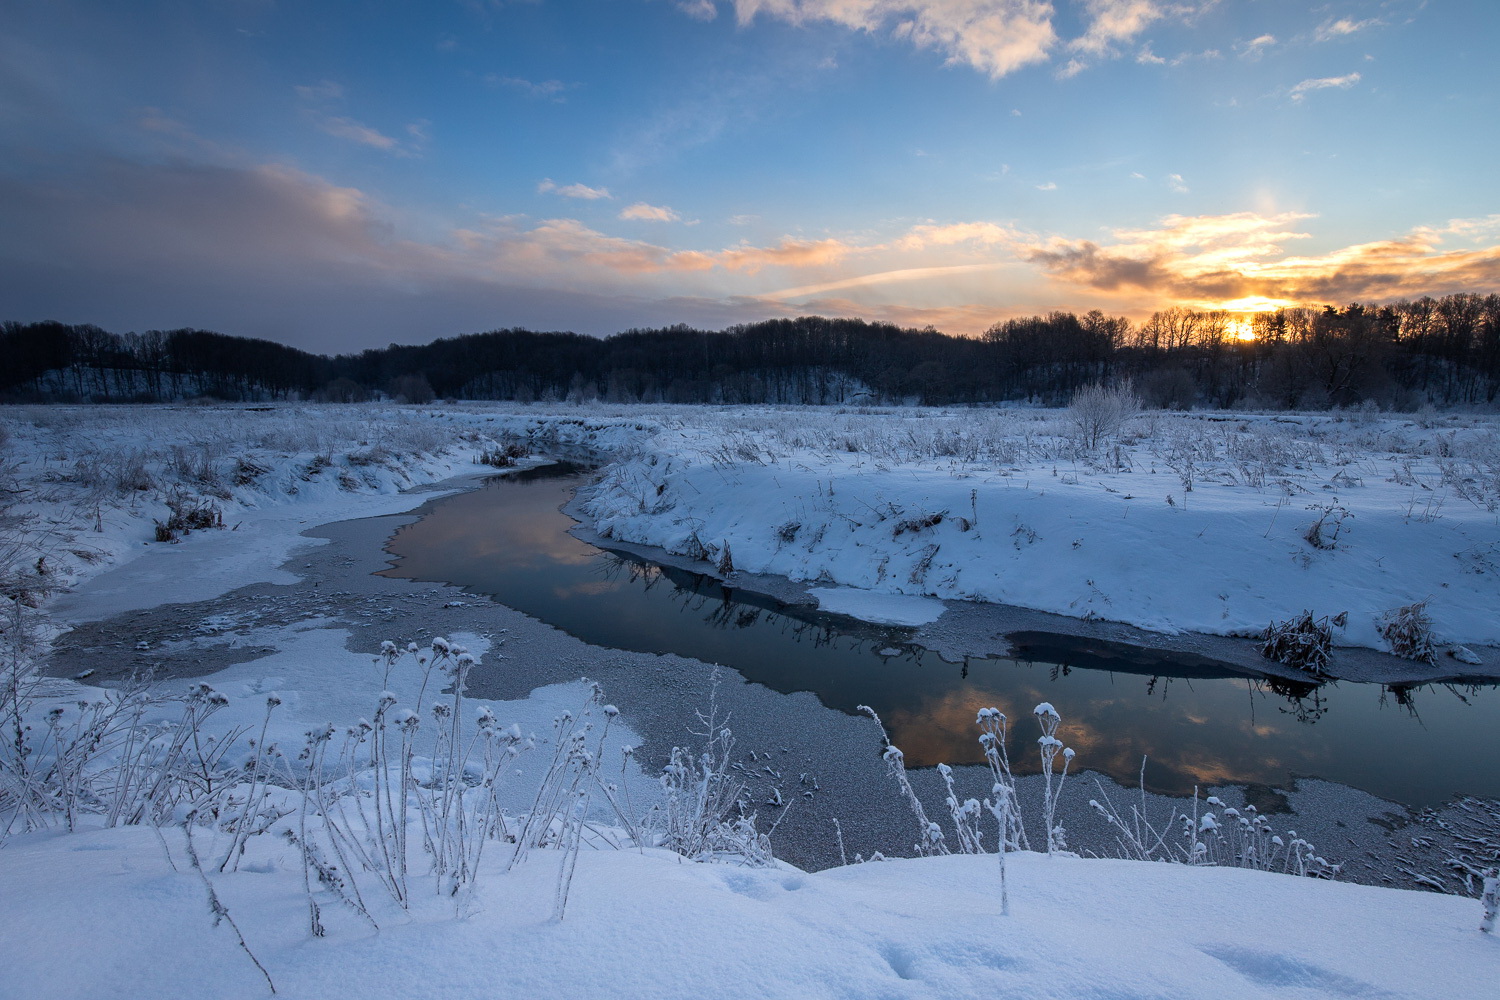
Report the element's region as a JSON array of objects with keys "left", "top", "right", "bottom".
[
  {"left": 1261, "top": 610, "right": 1345, "bottom": 675},
  {"left": 1068, "top": 380, "right": 1141, "bottom": 452},
  {"left": 1375, "top": 600, "right": 1438, "bottom": 664}
]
